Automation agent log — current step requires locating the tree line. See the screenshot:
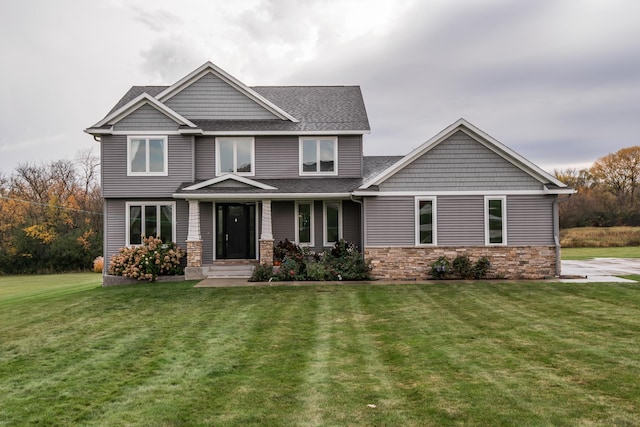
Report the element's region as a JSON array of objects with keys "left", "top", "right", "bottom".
[
  {"left": 556, "top": 146, "right": 640, "bottom": 228},
  {"left": 0, "top": 149, "right": 102, "bottom": 274}
]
